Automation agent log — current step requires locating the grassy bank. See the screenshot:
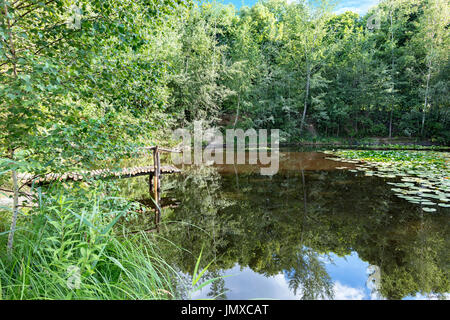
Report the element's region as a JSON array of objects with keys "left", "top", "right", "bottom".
[
  {"left": 291, "top": 136, "right": 450, "bottom": 148},
  {"left": 0, "top": 181, "right": 180, "bottom": 300}
]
